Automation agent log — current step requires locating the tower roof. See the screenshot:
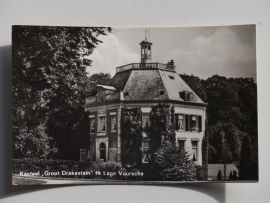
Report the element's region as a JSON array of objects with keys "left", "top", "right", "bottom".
[{"left": 140, "top": 40, "right": 152, "bottom": 45}]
